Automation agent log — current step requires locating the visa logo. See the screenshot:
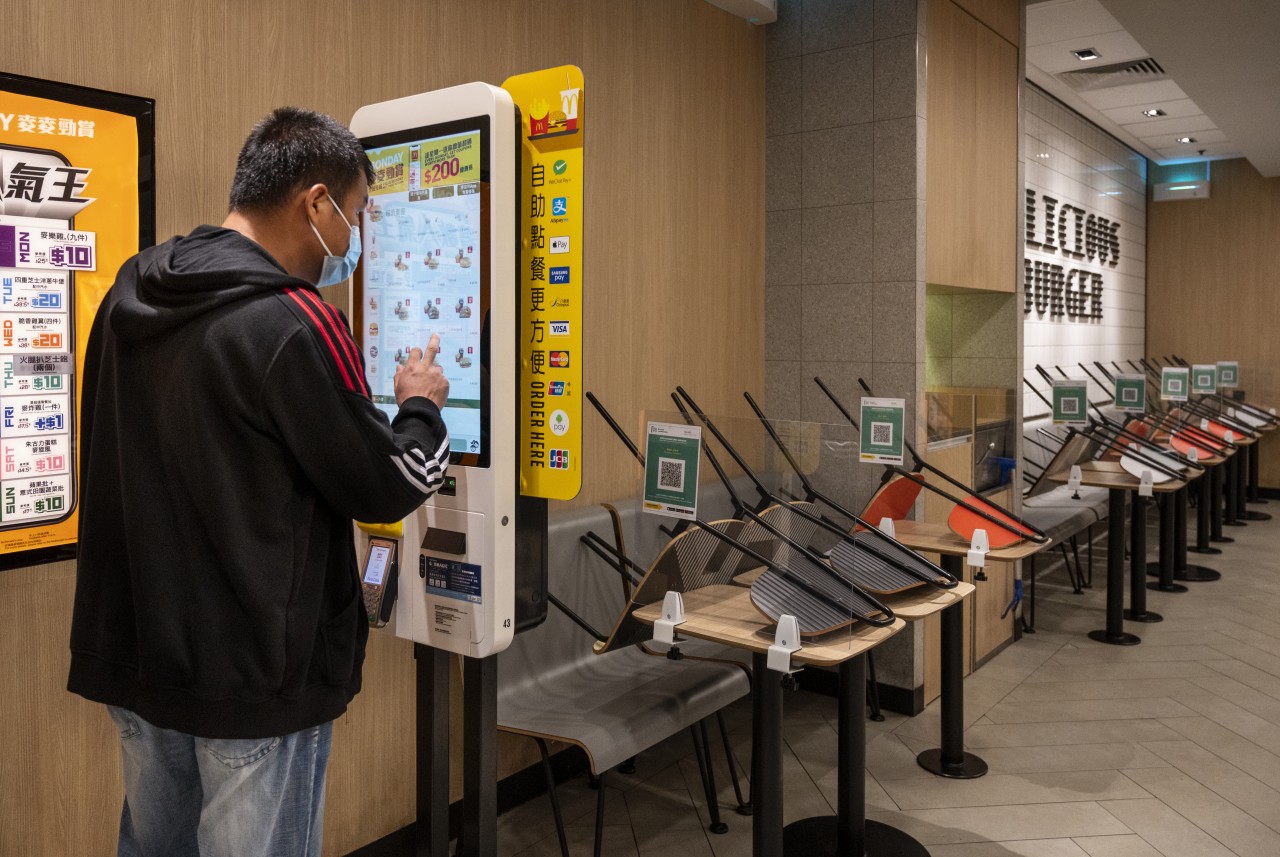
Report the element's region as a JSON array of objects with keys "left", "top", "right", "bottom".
[
  {"left": 549, "top": 266, "right": 570, "bottom": 284},
  {"left": 549, "top": 350, "right": 570, "bottom": 368},
  {"left": 549, "top": 381, "right": 566, "bottom": 395},
  {"left": 549, "top": 320, "right": 570, "bottom": 336}
]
